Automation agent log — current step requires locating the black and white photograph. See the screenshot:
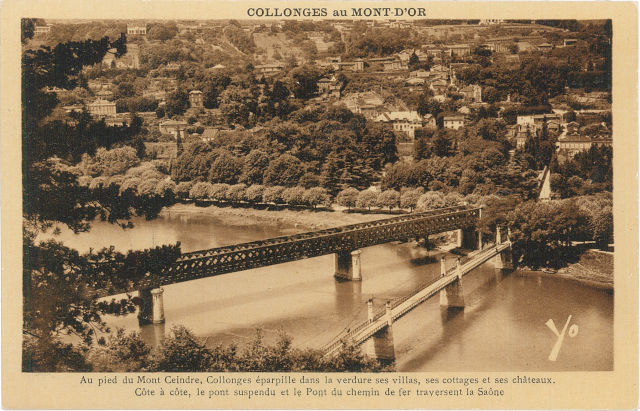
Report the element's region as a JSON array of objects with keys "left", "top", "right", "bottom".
[{"left": 18, "top": 15, "right": 618, "bottom": 376}]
